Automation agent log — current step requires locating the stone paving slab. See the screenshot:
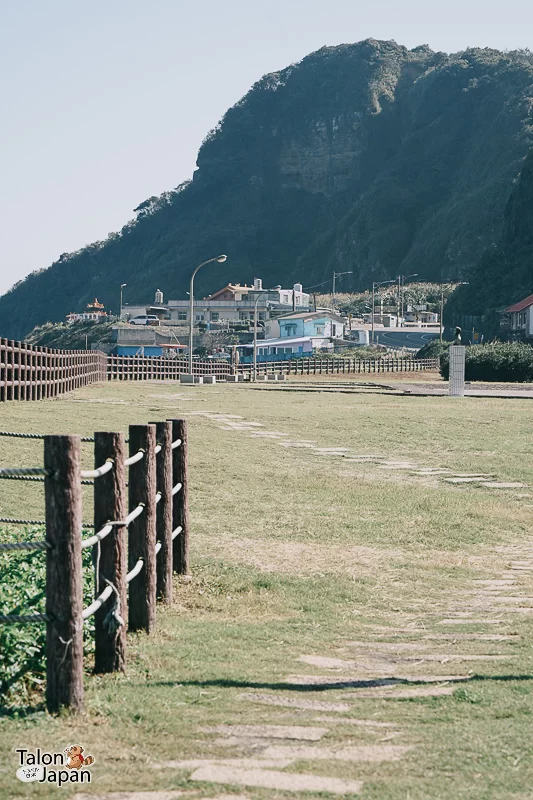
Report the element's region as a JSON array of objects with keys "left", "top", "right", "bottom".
[
  {"left": 188, "top": 765, "right": 364, "bottom": 795},
  {"left": 261, "top": 743, "right": 410, "bottom": 762},
  {"left": 201, "top": 725, "right": 328, "bottom": 741},
  {"left": 482, "top": 482, "right": 527, "bottom": 489},
  {"left": 239, "top": 692, "right": 351, "bottom": 712},
  {"left": 72, "top": 793, "right": 188, "bottom": 800},
  {"left": 341, "top": 685, "right": 457, "bottom": 699}
]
